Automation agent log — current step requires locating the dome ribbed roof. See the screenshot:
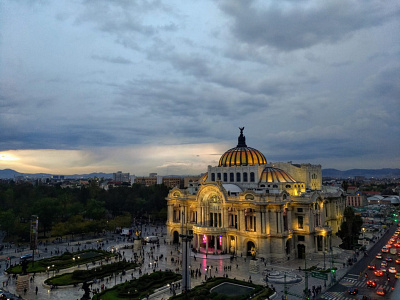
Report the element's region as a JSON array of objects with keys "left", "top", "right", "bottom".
[
  {"left": 218, "top": 128, "right": 267, "bottom": 167},
  {"left": 259, "top": 167, "right": 296, "bottom": 183}
]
